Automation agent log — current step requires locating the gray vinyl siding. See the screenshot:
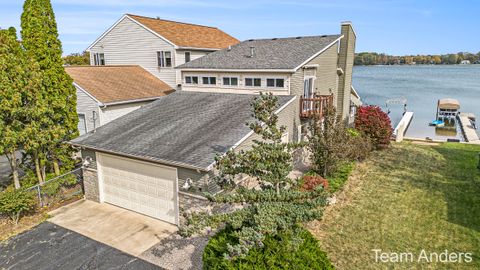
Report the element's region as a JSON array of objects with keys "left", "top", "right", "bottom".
[
  {"left": 235, "top": 98, "right": 300, "bottom": 152},
  {"left": 177, "top": 168, "right": 220, "bottom": 194},
  {"left": 89, "top": 16, "right": 177, "bottom": 87},
  {"left": 75, "top": 85, "right": 100, "bottom": 133},
  {"left": 290, "top": 42, "right": 340, "bottom": 107}
]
